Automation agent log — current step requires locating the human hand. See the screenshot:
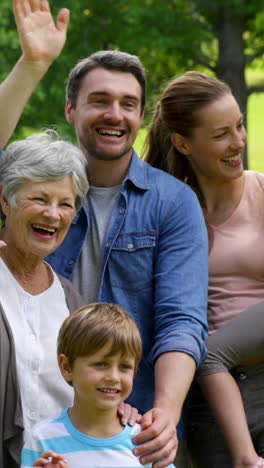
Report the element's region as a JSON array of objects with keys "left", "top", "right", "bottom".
[
  {"left": 13, "top": 0, "right": 70, "bottom": 69},
  {"left": 117, "top": 401, "right": 142, "bottom": 426},
  {"left": 0, "top": 241, "right": 6, "bottom": 248},
  {"left": 132, "top": 408, "right": 177, "bottom": 468},
  {"left": 33, "top": 450, "right": 70, "bottom": 467}
]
